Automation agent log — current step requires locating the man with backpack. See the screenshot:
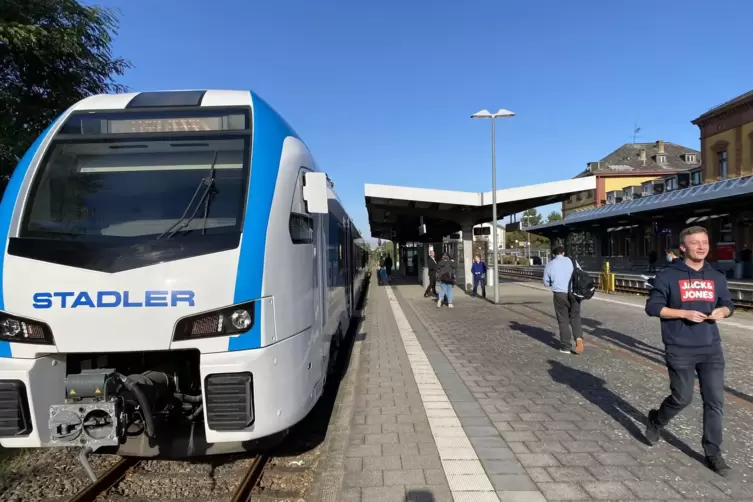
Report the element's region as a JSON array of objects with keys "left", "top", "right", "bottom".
[{"left": 543, "top": 246, "right": 594, "bottom": 354}]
